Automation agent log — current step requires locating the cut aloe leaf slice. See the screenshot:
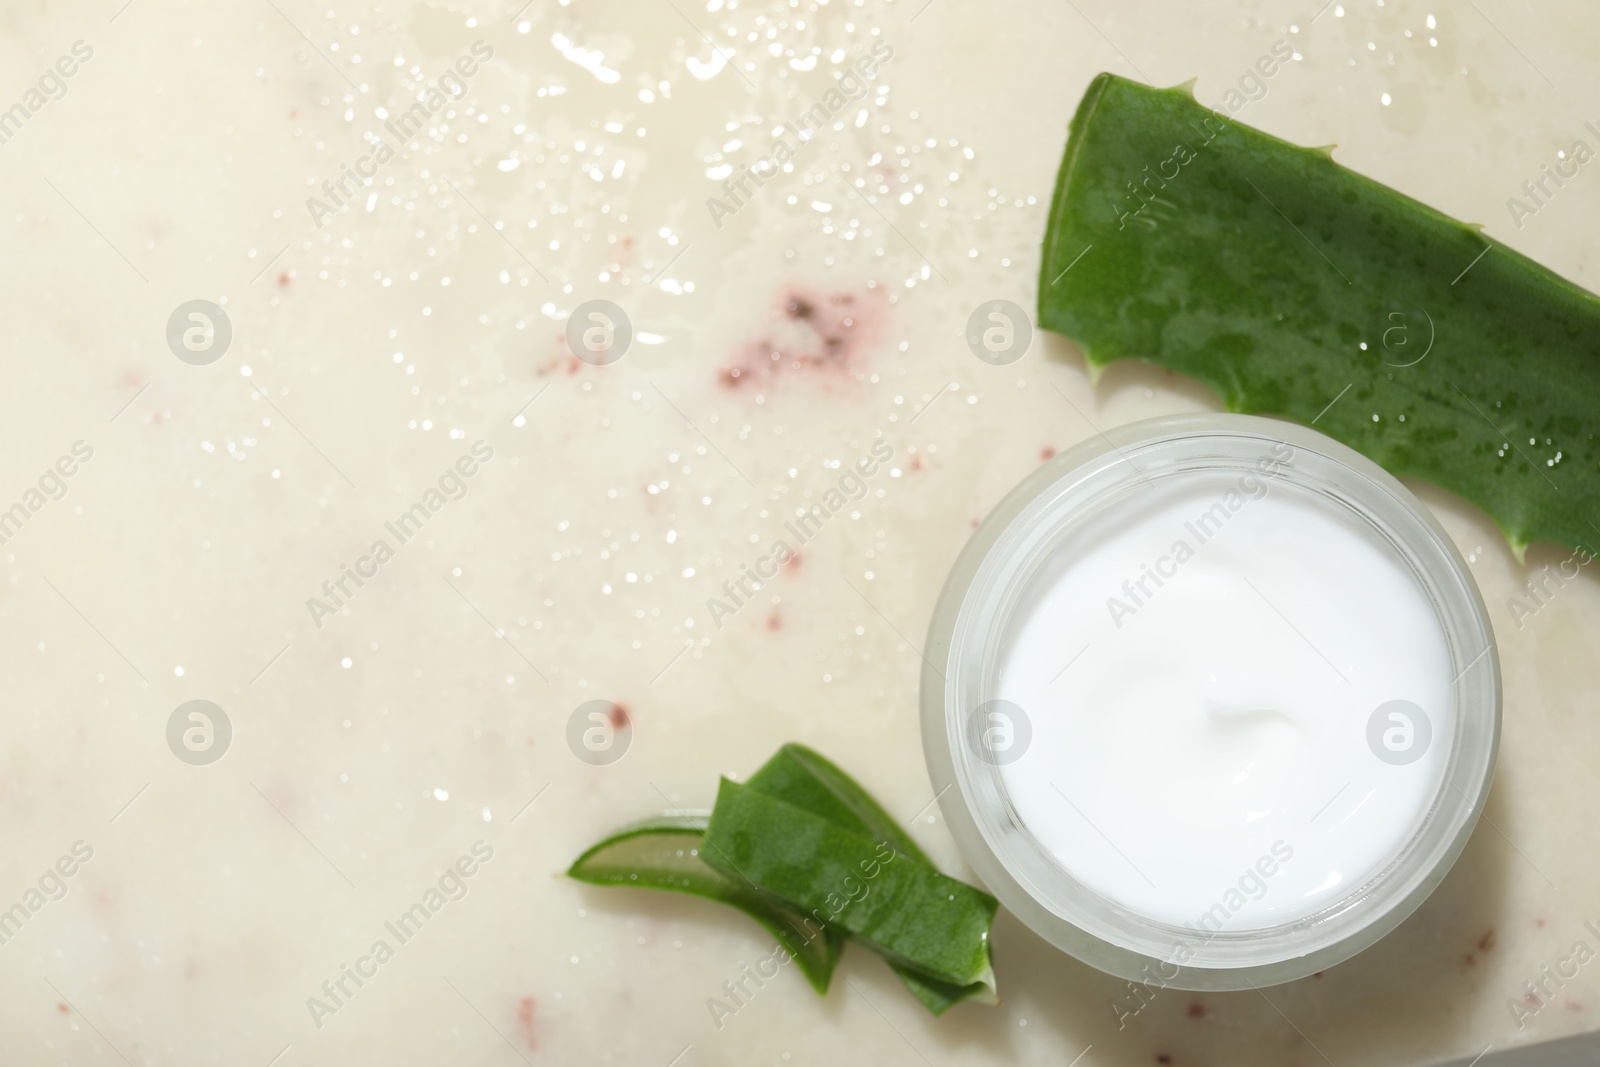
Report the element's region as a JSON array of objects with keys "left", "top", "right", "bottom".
[
  {"left": 703, "top": 780, "right": 999, "bottom": 1001},
  {"left": 746, "top": 745, "right": 993, "bottom": 1013}
]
